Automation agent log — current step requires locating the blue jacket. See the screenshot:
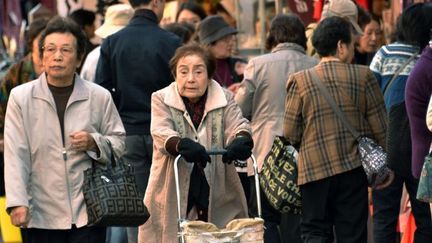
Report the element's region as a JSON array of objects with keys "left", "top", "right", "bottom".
[{"left": 95, "top": 9, "right": 181, "bottom": 135}]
